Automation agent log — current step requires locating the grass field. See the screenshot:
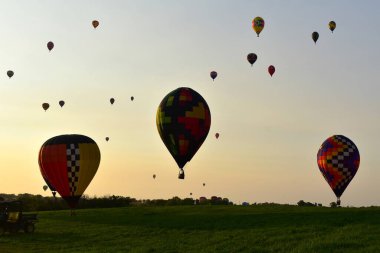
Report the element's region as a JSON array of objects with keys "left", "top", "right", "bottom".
[{"left": 1, "top": 205, "right": 380, "bottom": 253}]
